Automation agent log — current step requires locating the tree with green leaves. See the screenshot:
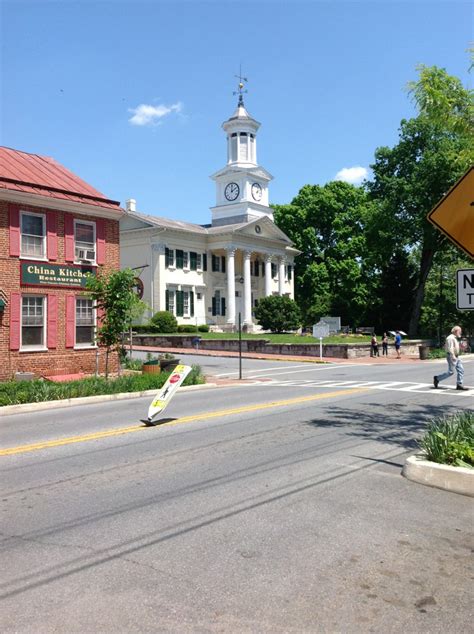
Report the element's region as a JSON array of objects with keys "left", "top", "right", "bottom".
[
  {"left": 367, "top": 64, "right": 473, "bottom": 336},
  {"left": 254, "top": 295, "right": 301, "bottom": 333},
  {"left": 85, "top": 268, "right": 146, "bottom": 377},
  {"left": 273, "top": 181, "right": 376, "bottom": 326}
]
